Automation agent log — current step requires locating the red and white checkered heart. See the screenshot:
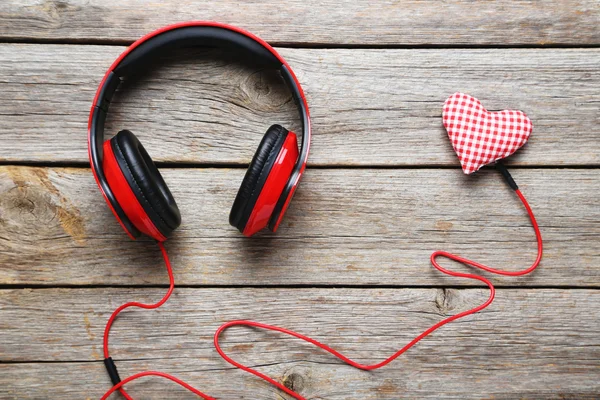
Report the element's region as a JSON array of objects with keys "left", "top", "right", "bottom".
[{"left": 443, "top": 93, "right": 532, "bottom": 174}]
